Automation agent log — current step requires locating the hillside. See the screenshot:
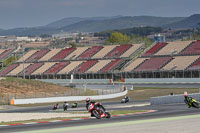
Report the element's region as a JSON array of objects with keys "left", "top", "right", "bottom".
[
  {"left": 46, "top": 16, "right": 122, "bottom": 28},
  {"left": 1, "top": 15, "right": 198, "bottom": 36},
  {"left": 61, "top": 16, "right": 185, "bottom": 32},
  {"left": 0, "top": 27, "right": 58, "bottom": 37},
  {"left": 95, "top": 27, "right": 163, "bottom": 37},
  {"left": 163, "top": 14, "right": 200, "bottom": 28}
]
